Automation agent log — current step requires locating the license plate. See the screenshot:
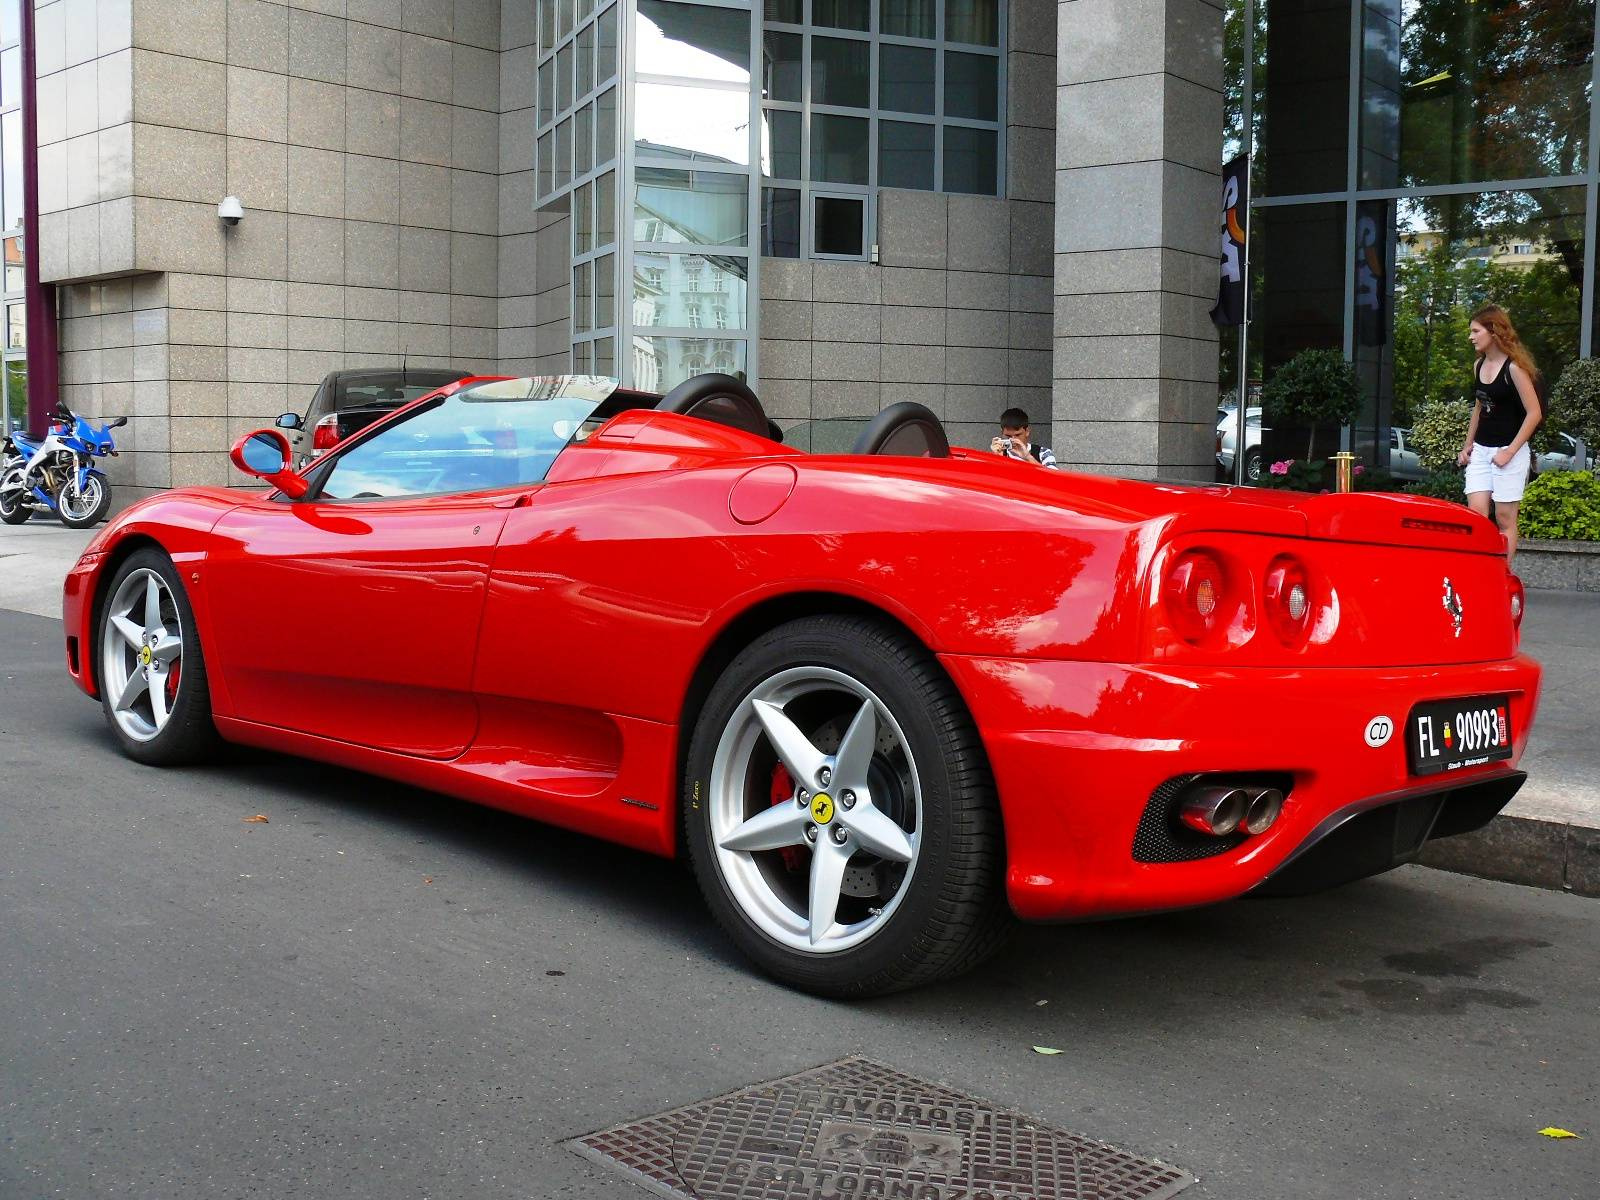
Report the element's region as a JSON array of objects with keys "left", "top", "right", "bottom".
[{"left": 1406, "top": 694, "right": 1513, "bottom": 777}]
